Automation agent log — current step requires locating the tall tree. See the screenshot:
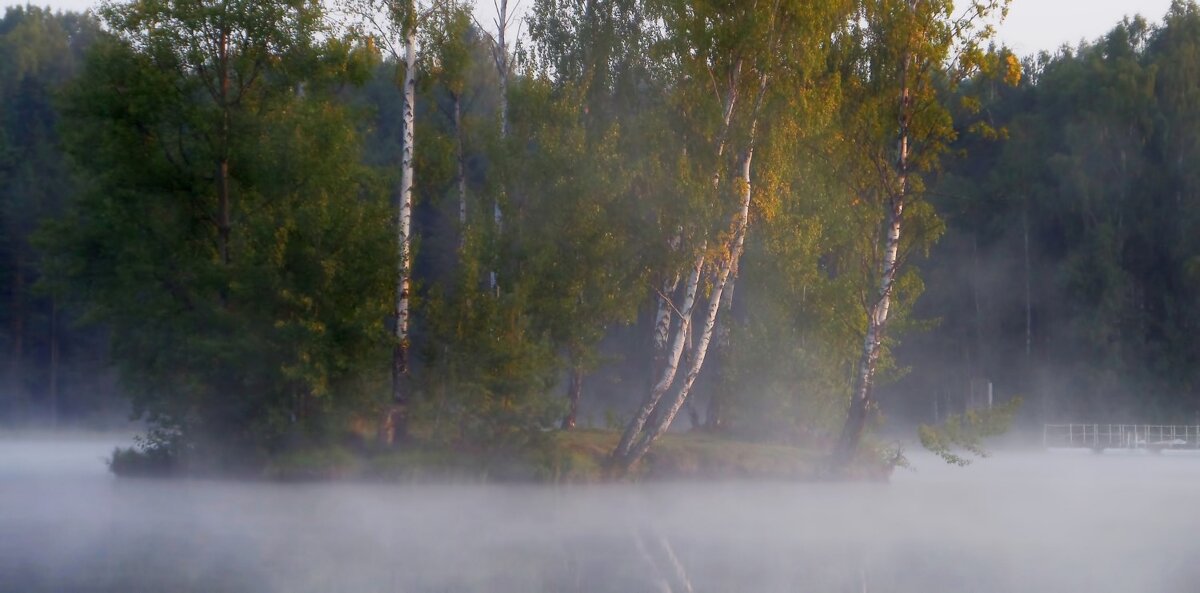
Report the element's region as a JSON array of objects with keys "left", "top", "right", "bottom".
[
  {"left": 601, "top": 0, "right": 857, "bottom": 469},
  {"left": 49, "top": 0, "right": 393, "bottom": 462},
  {"left": 344, "top": 0, "right": 422, "bottom": 445},
  {"left": 832, "top": 0, "right": 1013, "bottom": 466}
]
